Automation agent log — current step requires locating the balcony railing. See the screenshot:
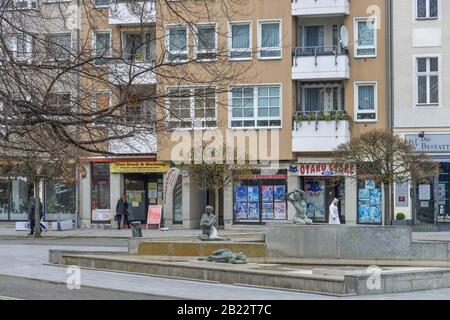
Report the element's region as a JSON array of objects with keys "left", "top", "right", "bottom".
[
  {"left": 108, "top": 58, "right": 156, "bottom": 85},
  {"left": 292, "top": 45, "right": 350, "bottom": 80},
  {"left": 291, "top": 0, "right": 350, "bottom": 16}
]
